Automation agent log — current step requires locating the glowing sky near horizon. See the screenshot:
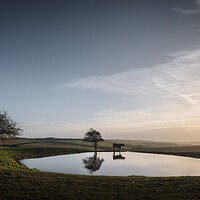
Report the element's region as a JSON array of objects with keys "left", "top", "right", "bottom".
[{"left": 1, "top": 0, "right": 200, "bottom": 141}]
